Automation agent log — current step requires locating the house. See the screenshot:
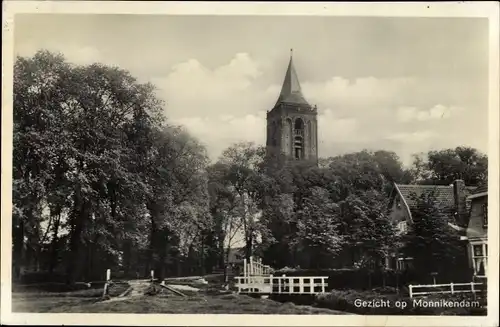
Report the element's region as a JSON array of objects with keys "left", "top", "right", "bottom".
[
  {"left": 461, "top": 185, "right": 488, "bottom": 280},
  {"left": 386, "top": 179, "right": 476, "bottom": 270},
  {"left": 227, "top": 247, "right": 245, "bottom": 265}
]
